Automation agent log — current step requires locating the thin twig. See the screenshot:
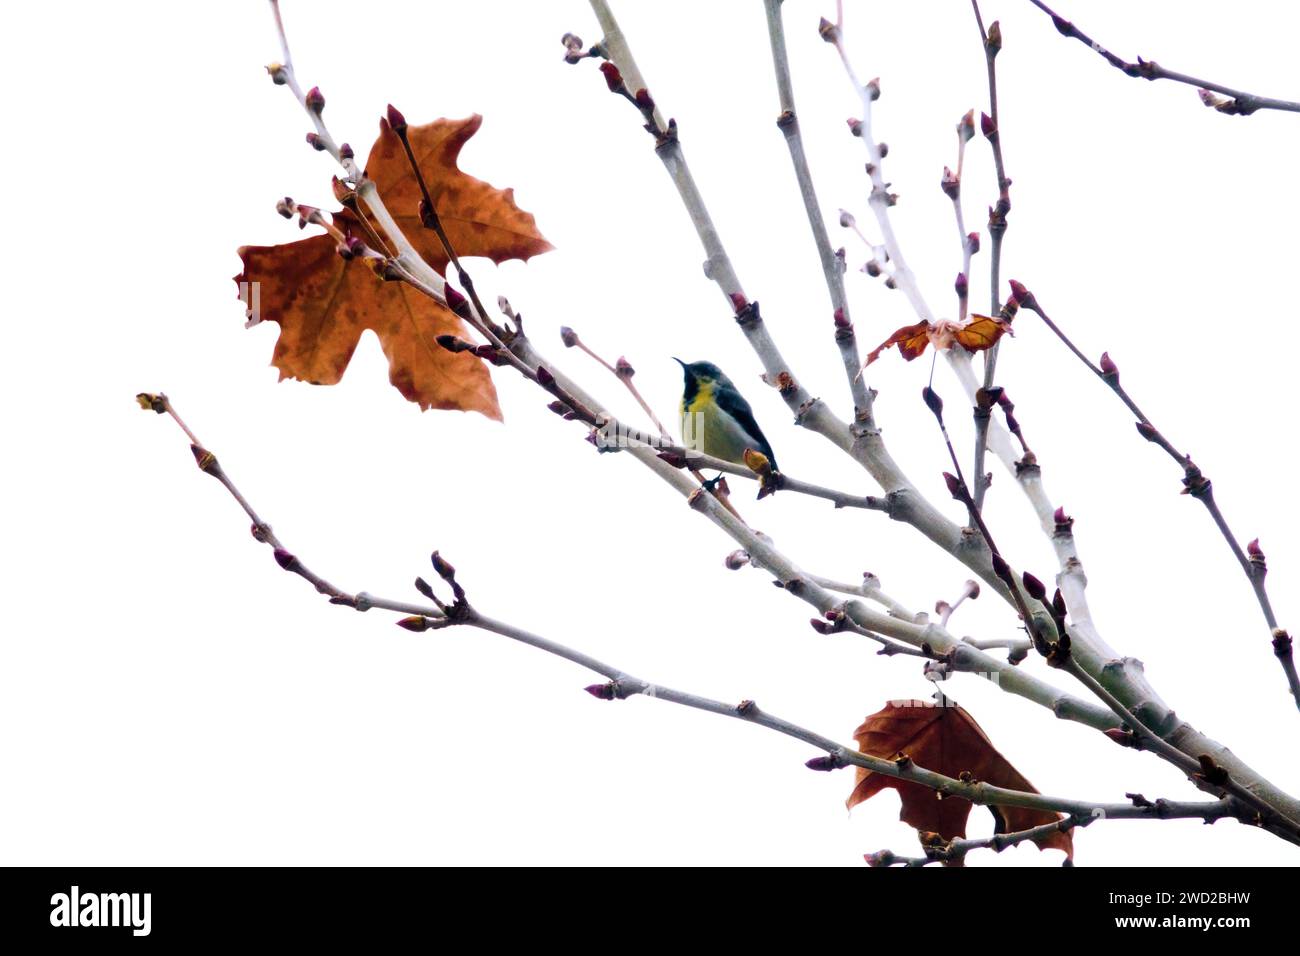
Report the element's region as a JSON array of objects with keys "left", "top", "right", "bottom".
[
  {"left": 1014, "top": 286, "right": 1296, "bottom": 713},
  {"left": 141, "top": 403, "right": 1286, "bottom": 850},
  {"left": 823, "top": 7, "right": 935, "bottom": 323},
  {"left": 137, "top": 393, "right": 446, "bottom": 621},
  {"left": 920, "top": 386, "right": 1056, "bottom": 656},
  {"left": 762, "top": 0, "right": 875, "bottom": 424},
  {"left": 970, "top": 1, "right": 1011, "bottom": 510},
  {"left": 1028, "top": 0, "right": 1300, "bottom": 116}
]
